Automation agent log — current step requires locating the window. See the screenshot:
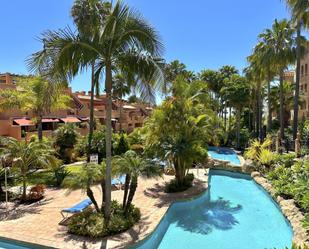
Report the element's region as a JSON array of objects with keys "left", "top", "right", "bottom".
[
  {"left": 305, "top": 84, "right": 308, "bottom": 92},
  {"left": 301, "top": 85, "right": 303, "bottom": 91},
  {"left": 301, "top": 65, "right": 304, "bottom": 76},
  {"left": 305, "top": 64, "right": 308, "bottom": 75}
]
